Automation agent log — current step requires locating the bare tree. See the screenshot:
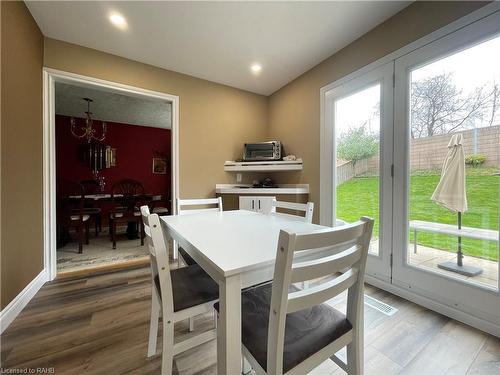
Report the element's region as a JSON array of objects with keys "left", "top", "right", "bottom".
[
  {"left": 486, "top": 82, "right": 500, "bottom": 127},
  {"left": 410, "top": 73, "right": 496, "bottom": 138}
]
